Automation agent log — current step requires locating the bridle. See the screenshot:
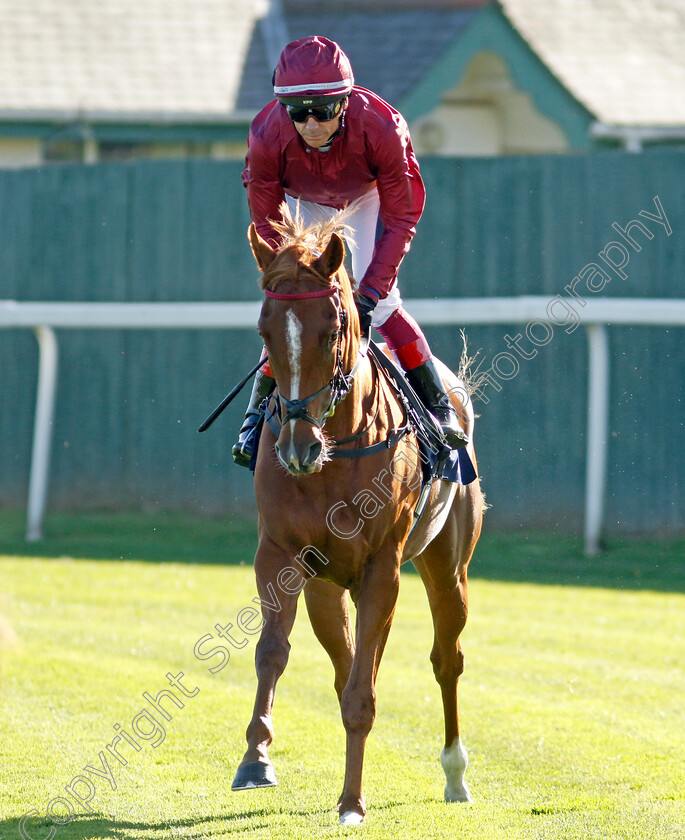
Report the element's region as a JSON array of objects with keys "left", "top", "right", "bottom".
[{"left": 263, "top": 285, "right": 369, "bottom": 431}]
